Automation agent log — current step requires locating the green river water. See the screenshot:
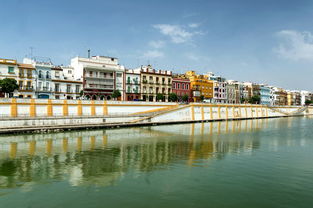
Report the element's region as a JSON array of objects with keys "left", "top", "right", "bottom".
[{"left": 0, "top": 117, "right": 312, "bottom": 208}]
